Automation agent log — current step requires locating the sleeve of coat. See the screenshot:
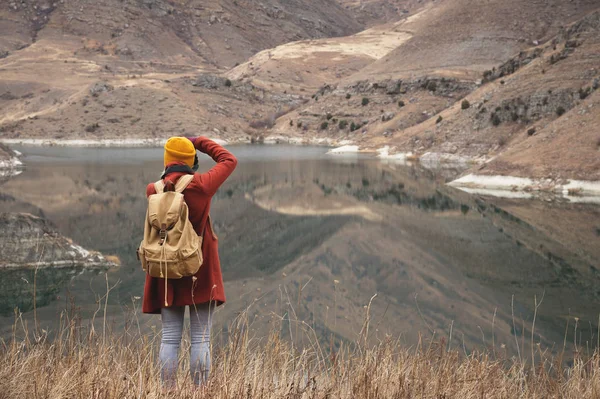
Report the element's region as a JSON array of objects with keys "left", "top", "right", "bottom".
[
  {"left": 191, "top": 137, "right": 238, "bottom": 196},
  {"left": 146, "top": 183, "right": 156, "bottom": 198}
]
